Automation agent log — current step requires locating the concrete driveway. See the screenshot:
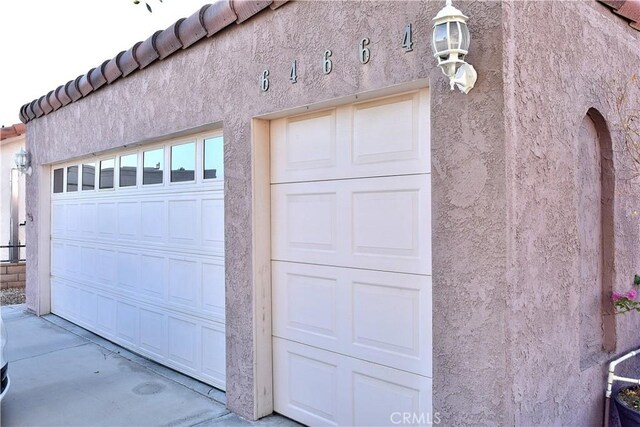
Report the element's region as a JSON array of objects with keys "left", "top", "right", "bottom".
[{"left": 0, "top": 305, "right": 299, "bottom": 427}]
